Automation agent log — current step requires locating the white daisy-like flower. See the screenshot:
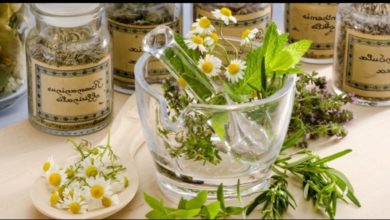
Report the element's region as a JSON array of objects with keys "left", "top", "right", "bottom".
[
  {"left": 198, "top": 54, "right": 222, "bottom": 77},
  {"left": 84, "top": 176, "right": 113, "bottom": 201},
  {"left": 46, "top": 166, "right": 67, "bottom": 188},
  {"left": 240, "top": 28, "right": 259, "bottom": 46},
  {"left": 212, "top": 7, "right": 237, "bottom": 25},
  {"left": 78, "top": 158, "right": 105, "bottom": 178},
  {"left": 111, "top": 174, "right": 129, "bottom": 193},
  {"left": 63, "top": 181, "right": 83, "bottom": 199},
  {"left": 204, "top": 32, "right": 219, "bottom": 47},
  {"left": 61, "top": 193, "right": 87, "bottom": 214},
  {"left": 224, "top": 59, "right": 247, "bottom": 83},
  {"left": 184, "top": 34, "right": 207, "bottom": 53},
  {"left": 193, "top": 16, "right": 215, "bottom": 35},
  {"left": 49, "top": 190, "right": 62, "bottom": 207},
  {"left": 41, "top": 156, "right": 55, "bottom": 176}
]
